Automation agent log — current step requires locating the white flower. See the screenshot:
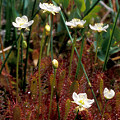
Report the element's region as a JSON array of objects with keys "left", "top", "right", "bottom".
[
  {"left": 72, "top": 92, "right": 94, "bottom": 109},
  {"left": 12, "top": 15, "right": 34, "bottom": 30},
  {"left": 103, "top": 88, "right": 115, "bottom": 99},
  {"left": 89, "top": 23, "right": 109, "bottom": 32},
  {"left": 39, "top": 2, "right": 61, "bottom": 15},
  {"left": 65, "top": 18, "right": 86, "bottom": 28}
]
